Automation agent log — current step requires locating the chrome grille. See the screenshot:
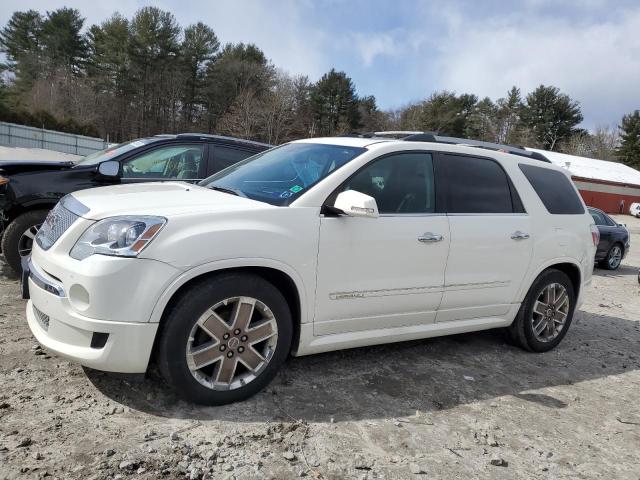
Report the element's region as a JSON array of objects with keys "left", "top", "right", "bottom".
[
  {"left": 33, "top": 305, "right": 50, "bottom": 331},
  {"left": 35, "top": 202, "right": 79, "bottom": 250}
]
